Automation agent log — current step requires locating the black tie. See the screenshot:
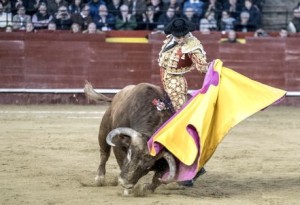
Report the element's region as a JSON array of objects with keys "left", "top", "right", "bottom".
[{"left": 162, "top": 41, "right": 178, "bottom": 52}]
